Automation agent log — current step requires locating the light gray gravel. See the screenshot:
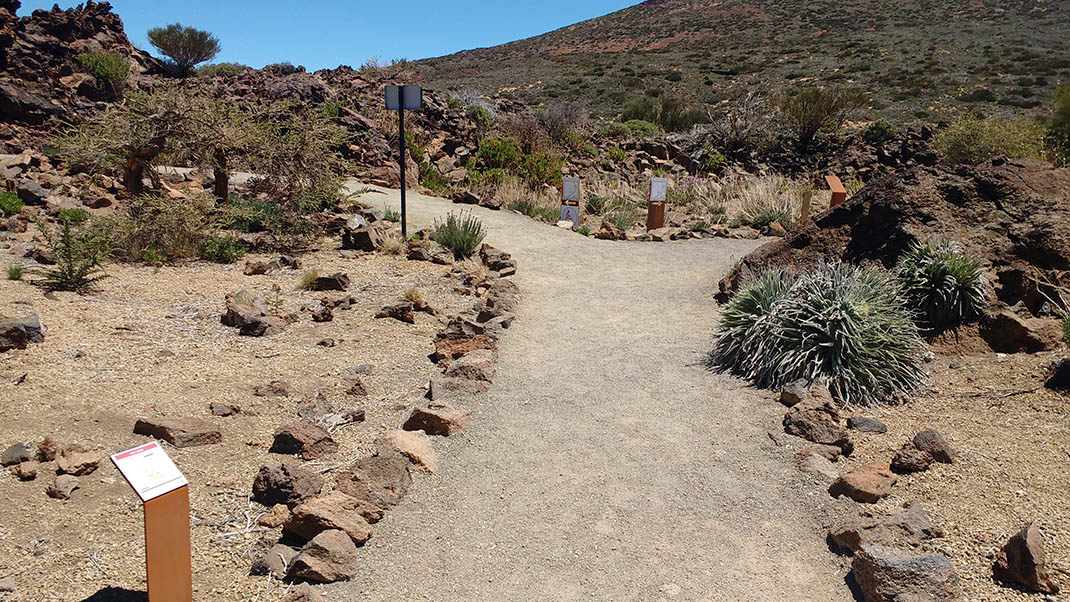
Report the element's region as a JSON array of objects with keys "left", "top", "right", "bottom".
[{"left": 327, "top": 184, "right": 852, "bottom": 601}]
